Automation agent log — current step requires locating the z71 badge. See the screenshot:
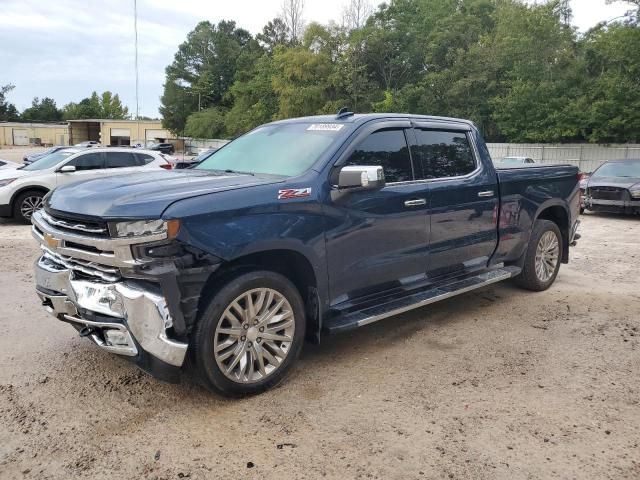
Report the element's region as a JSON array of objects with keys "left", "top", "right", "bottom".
[{"left": 278, "top": 188, "right": 312, "bottom": 200}]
